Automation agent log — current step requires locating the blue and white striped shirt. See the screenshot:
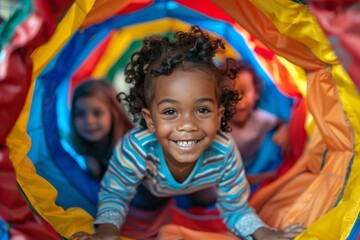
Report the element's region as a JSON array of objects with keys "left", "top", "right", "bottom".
[{"left": 95, "top": 127, "right": 266, "bottom": 239}]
